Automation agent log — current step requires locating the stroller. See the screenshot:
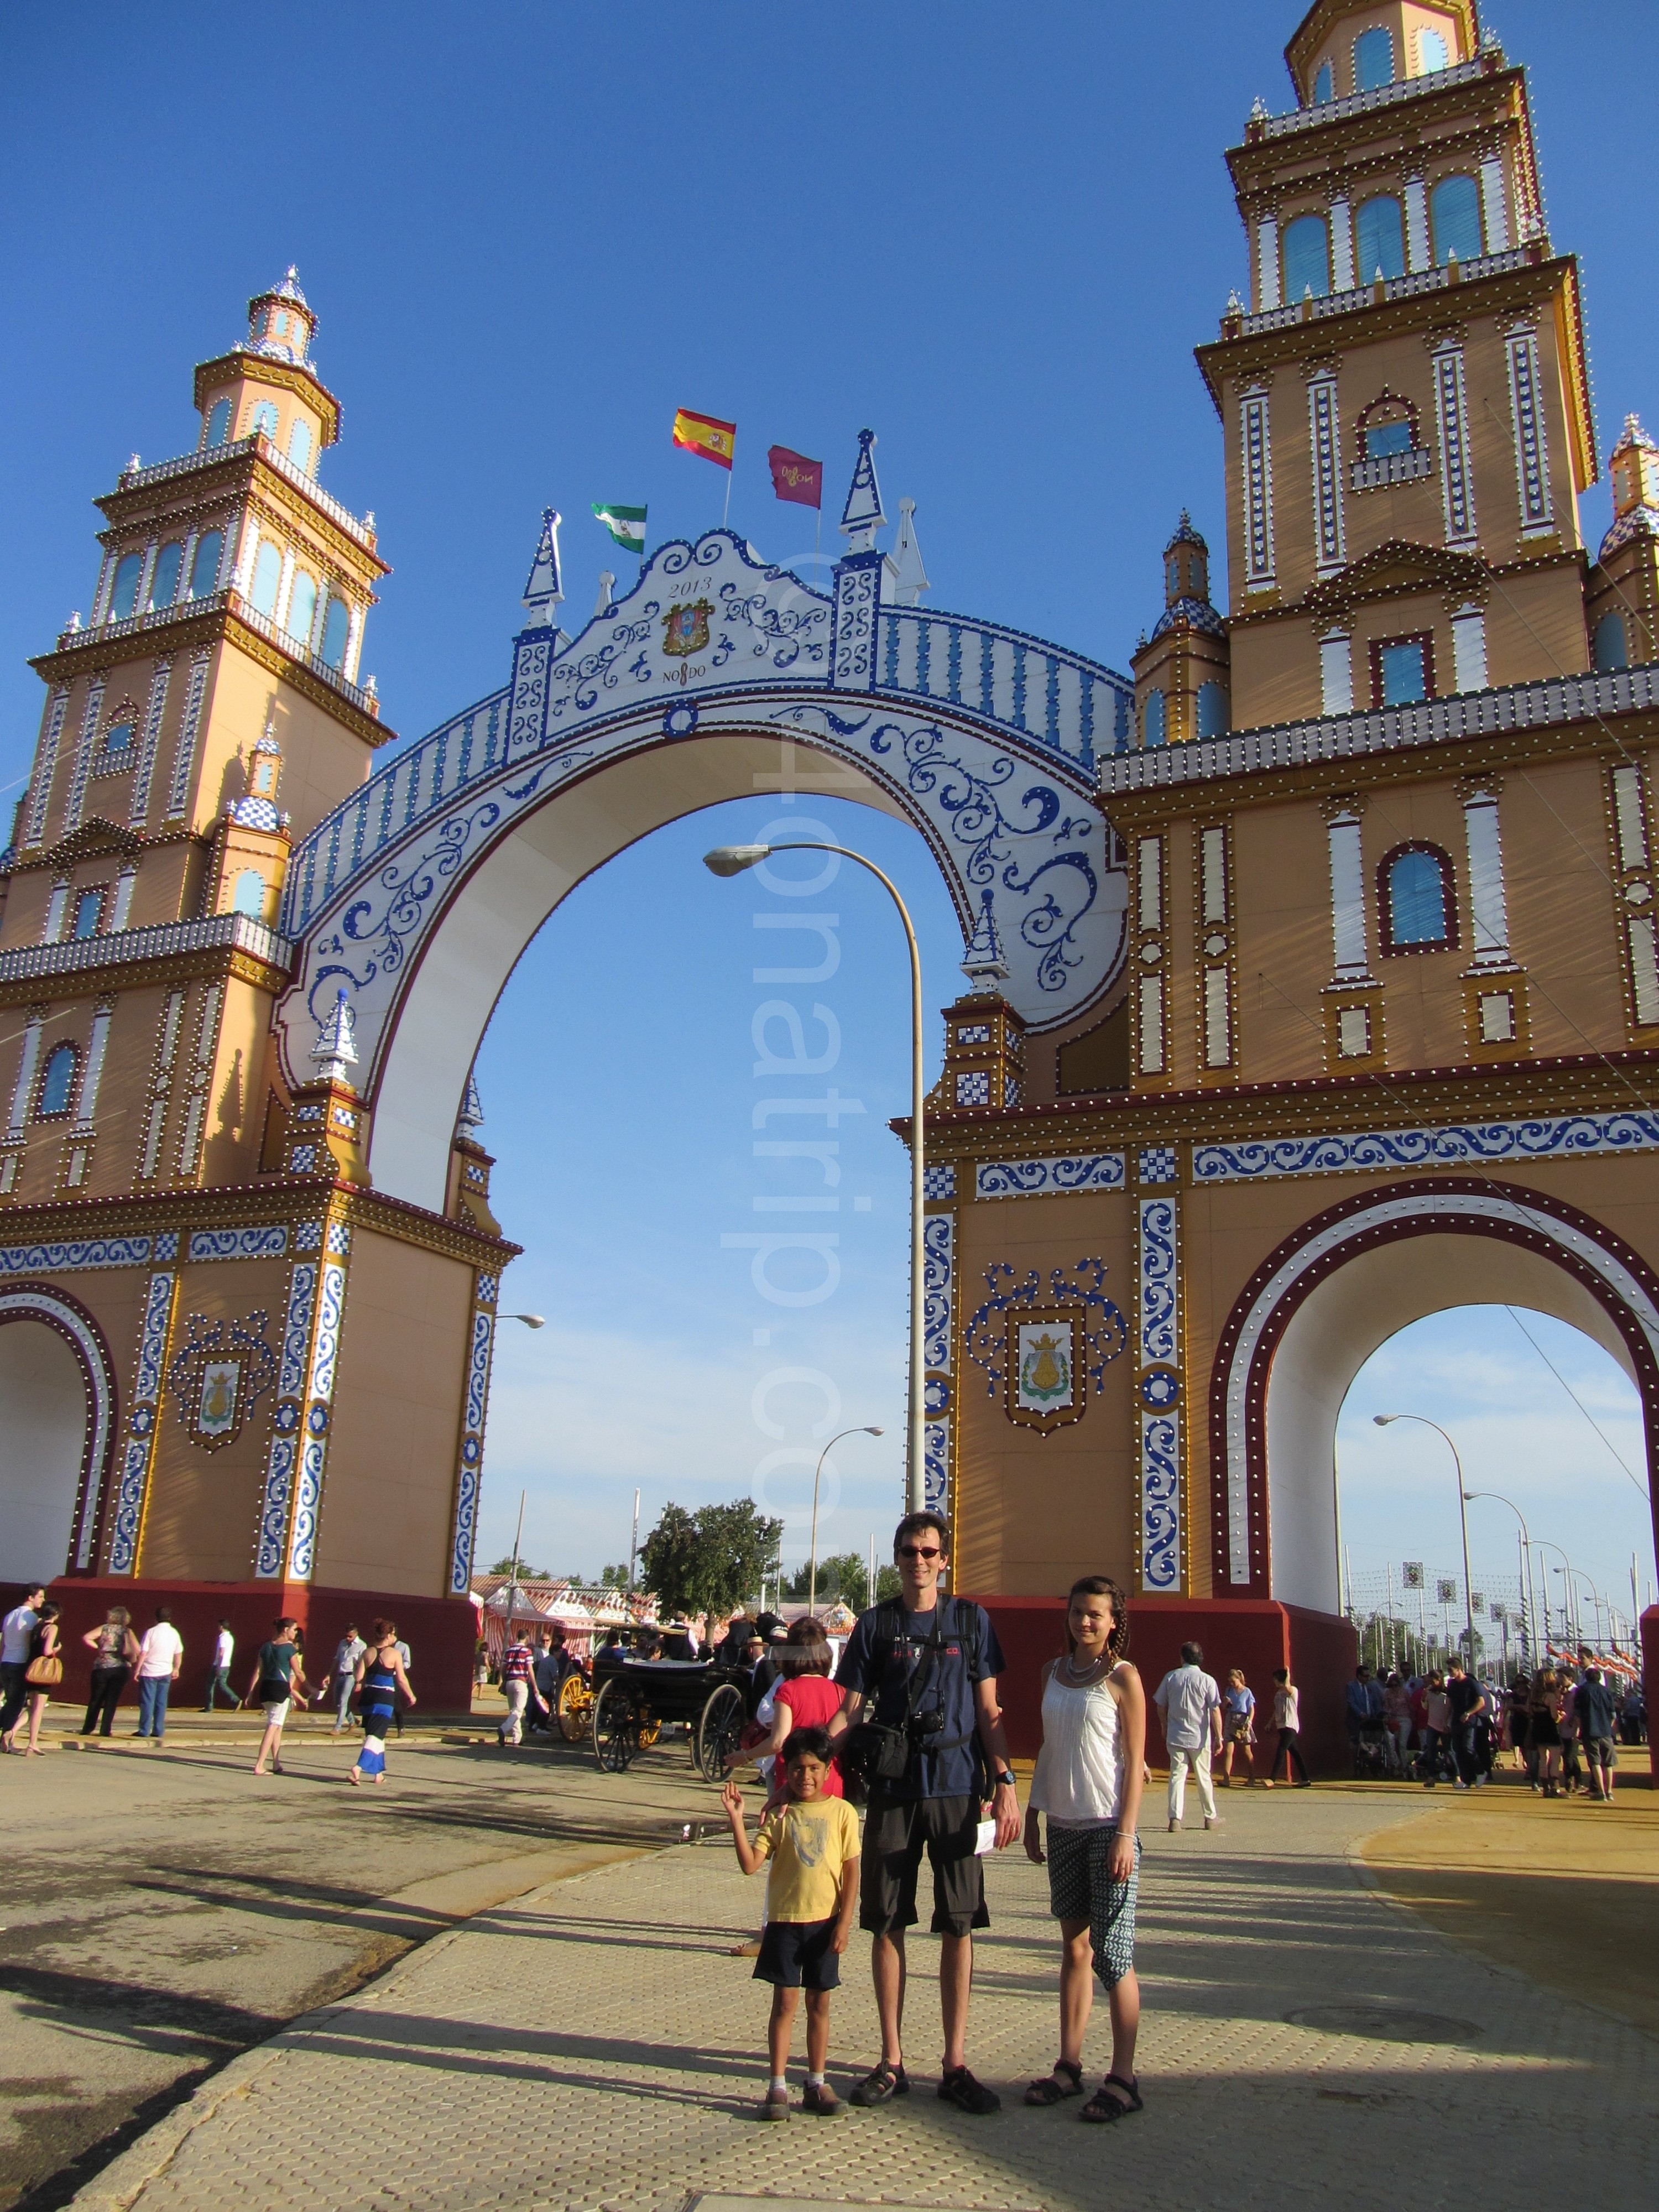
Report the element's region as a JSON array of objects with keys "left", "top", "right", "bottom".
[{"left": 1352, "top": 1719, "right": 1392, "bottom": 1779}]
